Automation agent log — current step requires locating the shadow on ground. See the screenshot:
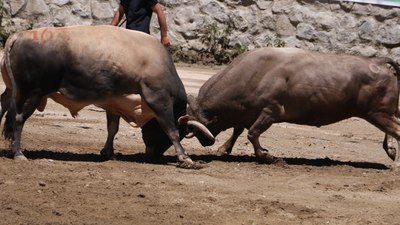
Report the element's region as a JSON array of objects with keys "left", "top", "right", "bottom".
[{"left": 0, "top": 148, "right": 389, "bottom": 170}]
